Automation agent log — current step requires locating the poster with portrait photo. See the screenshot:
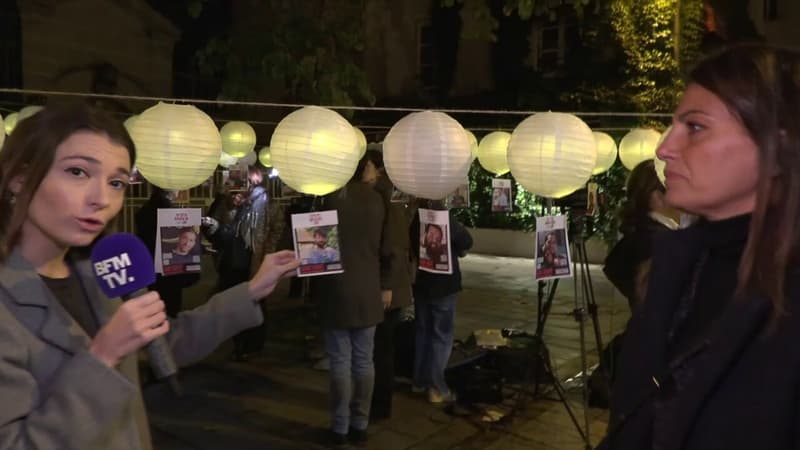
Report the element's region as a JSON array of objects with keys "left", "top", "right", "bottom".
[
  {"left": 534, "top": 215, "right": 572, "bottom": 281},
  {"left": 491, "top": 178, "right": 513, "bottom": 213},
  {"left": 291, "top": 210, "right": 344, "bottom": 277},
  {"left": 418, "top": 208, "right": 452, "bottom": 275},
  {"left": 446, "top": 178, "right": 470, "bottom": 209},
  {"left": 586, "top": 182, "right": 599, "bottom": 217},
  {"left": 155, "top": 208, "right": 203, "bottom": 276}
]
